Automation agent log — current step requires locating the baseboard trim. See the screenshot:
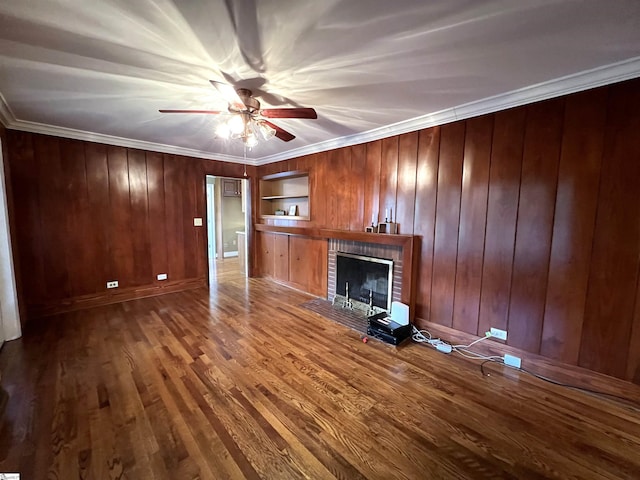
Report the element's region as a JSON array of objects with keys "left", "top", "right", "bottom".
[
  {"left": 27, "top": 278, "right": 208, "bottom": 319},
  {"left": 415, "top": 318, "right": 640, "bottom": 404}
]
